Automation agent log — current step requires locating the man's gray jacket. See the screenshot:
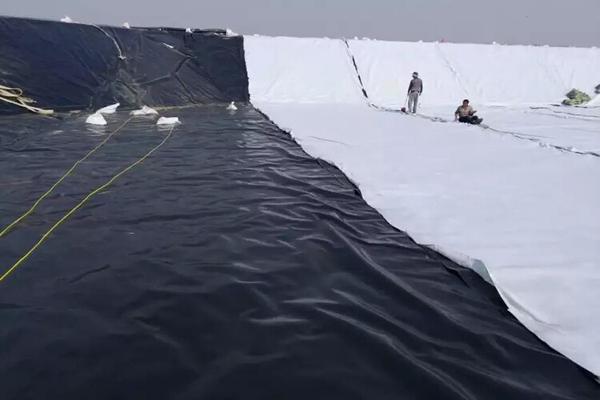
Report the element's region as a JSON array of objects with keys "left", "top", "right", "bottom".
[{"left": 408, "top": 78, "right": 423, "bottom": 94}]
